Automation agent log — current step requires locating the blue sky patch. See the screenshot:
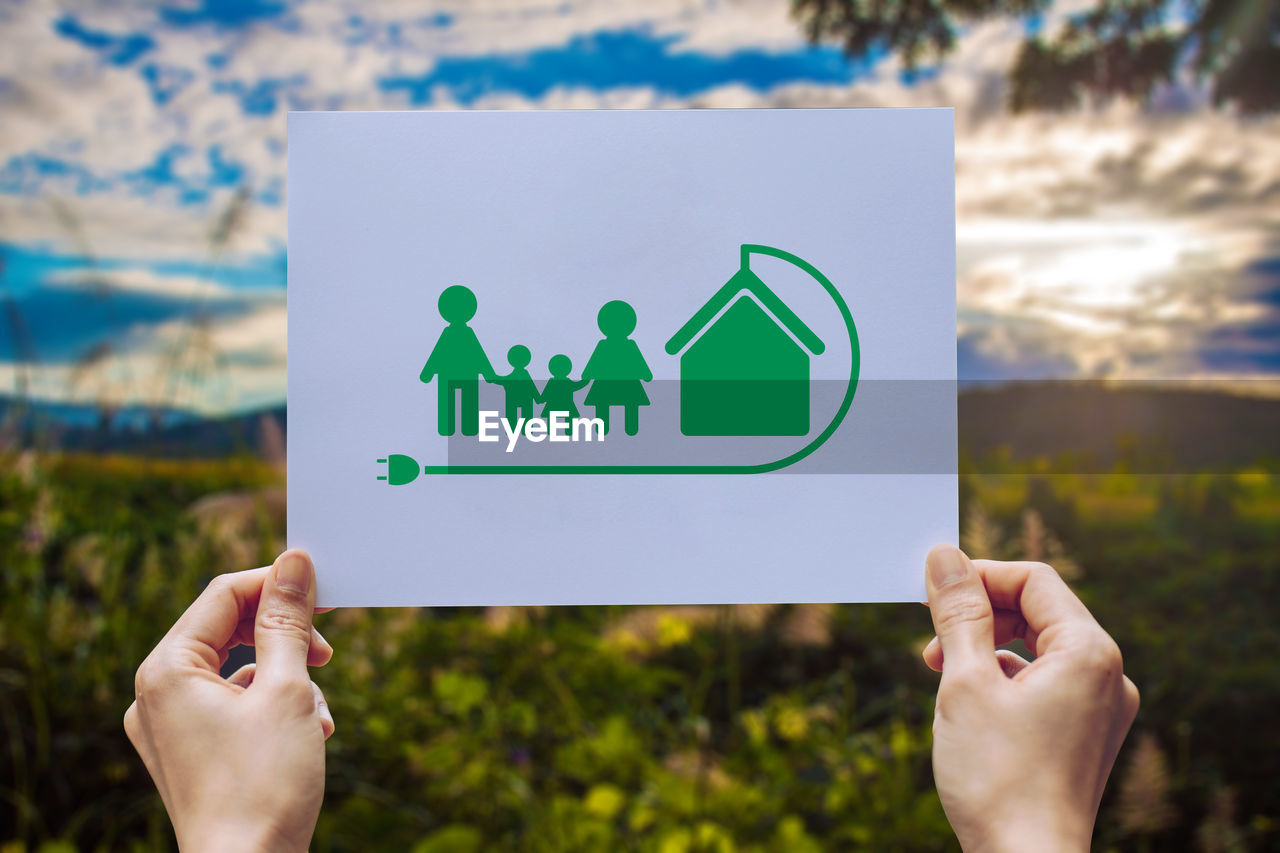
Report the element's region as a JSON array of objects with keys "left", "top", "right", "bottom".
[
  {"left": 0, "top": 286, "right": 257, "bottom": 364},
  {"left": 0, "top": 241, "right": 283, "bottom": 365},
  {"left": 0, "top": 153, "right": 107, "bottom": 196},
  {"left": 212, "top": 74, "right": 307, "bottom": 116},
  {"left": 1197, "top": 334, "right": 1280, "bottom": 372},
  {"left": 53, "top": 15, "right": 155, "bottom": 66},
  {"left": 899, "top": 64, "right": 942, "bottom": 85},
  {"left": 141, "top": 62, "right": 196, "bottom": 106},
  {"left": 159, "top": 0, "right": 288, "bottom": 29},
  {"left": 0, "top": 241, "right": 286, "bottom": 299},
  {"left": 124, "top": 144, "right": 190, "bottom": 191},
  {"left": 957, "top": 326, "right": 1079, "bottom": 382},
  {"left": 420, "top": 12, "right": 454, "bottom": 29},
  {"left": 379, "top": 27, "right": 865, "bottom": 105},
  {"left": 1196, "top": 251, "right": 1280, "bottom": 371},
  {"left": 1, "top": 142, "right": 266, "bottom": 203},
  {"left": 207, "top": 145, "right": 245, "bottom": 187}
]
